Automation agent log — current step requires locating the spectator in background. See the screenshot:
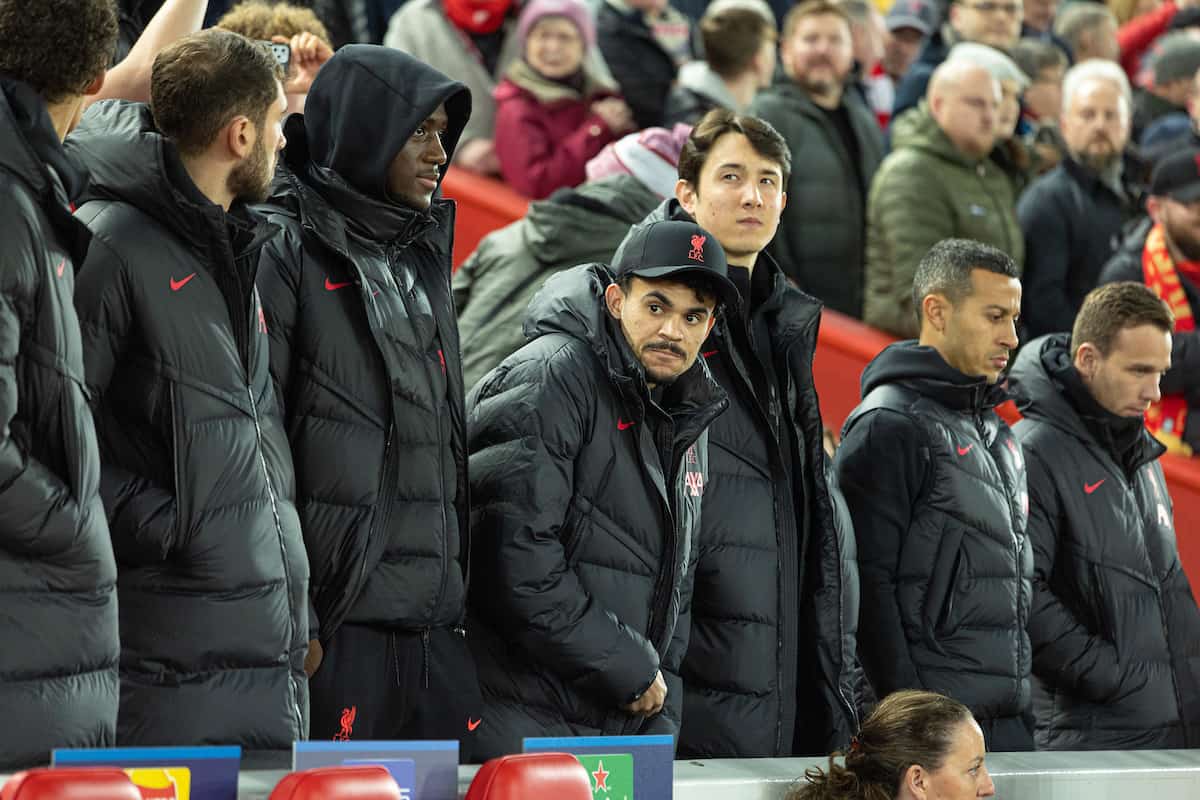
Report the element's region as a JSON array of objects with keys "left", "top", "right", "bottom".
[
  {"left": 1054, "top": 4, "right": 1120, "bottom": 62},
  {"left": 1144, "top": 68, "right": 1200, "bottom": 161},
  {"left": 750, "top": 0, "right": 884, "bottom": 317},
  {"left": 788, "top": 691, "right": 995, "bottom": 800},
  {"left": 866, "top": 61, "right": 1022, "bottom": 337},
  {"left": 1022, "top": 0, "right": 1057, "bottom": 37},
  {"left": 216, "top": 1, "right": 334, "bottom": 114},
  {"left": 1012, "top": 38, "right": 1070, "bottom": 168},
  {"left": 1010, "top": 283, "right": 1200, "bottom": 750},
  {"left": 841, "top": 0, "right": 888, "bottom": 108},
  {"left": 68, "top": 29, "right": 309, "bottom": 748},
  {"left": 0, "top": 0, "right": 120, "bottom": 770},
  {"left": 255, "top": 45, "right": 483, "bottom": 751},
  {"left": 494, "top": 0, "right": 633, "bottom": 198},
  {"left": 891, "top": 0, "right": 1024, "bottom": 123},
  {"left": 1134, "top": 31, "right": 1200, "bottom": 141},
  {"left": 947, "top": 42, "right": 1037, "bottom": 195},
  {"left": 385, "top": 0, "right": 612, "bottom": 175},
  {"left": 455, "top": 124, "right": 692, "bottom": 388},
  {"left": 840, "top": 238, "right": 1034, "bottom": 752},
  {"left": 664, "top": 4, "right": 777, "bottom": 125},
  {"left": 1100, "top": 149, "right": 1200, "bottom": 455},
  {"left": 868, "top": 0, "right": 939, "bottom": 128},
  {"left": 1019, "top": 60, "right": 1139, "bottom": 338},
  {"left": 598, "top": 0, "right": 695, "bottom": 128},
  {"left": 466, "top": 221, "right": 734, "bottom": 758}
]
